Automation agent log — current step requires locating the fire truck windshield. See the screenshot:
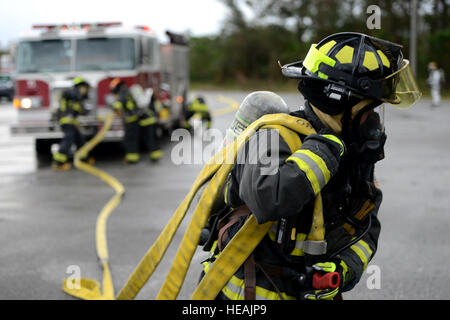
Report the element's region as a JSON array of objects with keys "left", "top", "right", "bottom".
[
  {"left": 17, "top": 39, "right": 72, "bottom": 73},
  {"left": 75, "top": 37, "right": 136, "bottom": 71}
]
